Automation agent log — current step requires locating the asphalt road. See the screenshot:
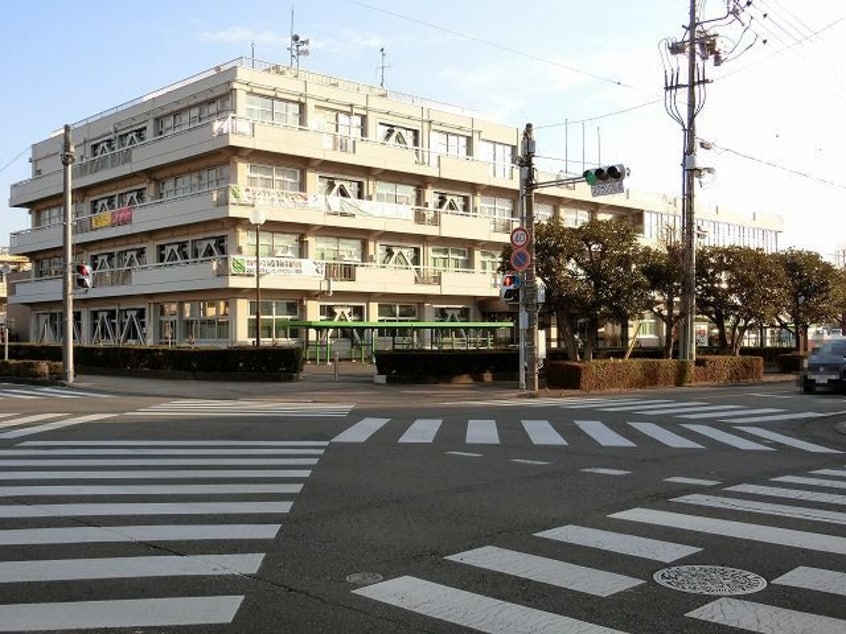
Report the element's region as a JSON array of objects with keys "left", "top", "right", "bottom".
[{"left": 0, "top": 375, "right": 844, "bottom": 632}]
